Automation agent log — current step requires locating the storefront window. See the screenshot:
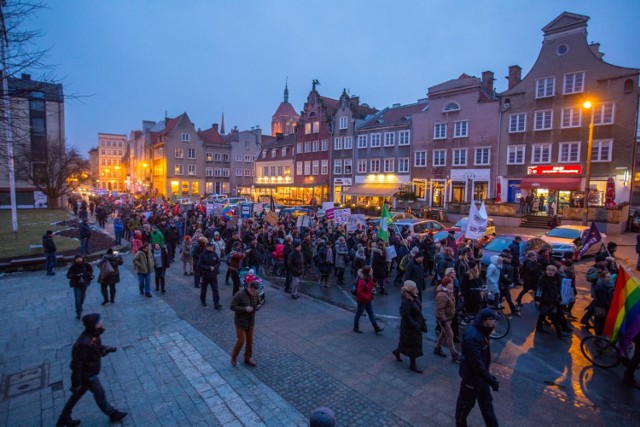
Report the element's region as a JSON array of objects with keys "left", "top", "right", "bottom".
[
  {"left": 452, "top": 182, "right": 465, "bottom": 203},
  {"left": 205, "top": 182, "right": 213, "bottom": 194},
  {"left": 182, "top": 181, "right": 189, "bottom": 195},
  {"left": 191, "top": 181, "right": 199, "bottom": 196},
  {"left": 474, "top": 182, "right": 488, "bottom": 201},
  {"left": 171, "top": 181, "right": 179, "bottom": 195},
  {"left": 432, "top": 181, "right": 445, "bottom": 207},
  {"left": 412, "top": 180, "right": 426, "bottom": 199},
  {"left": 222, "top": 183, "right": 230, "bottom": 194}
]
